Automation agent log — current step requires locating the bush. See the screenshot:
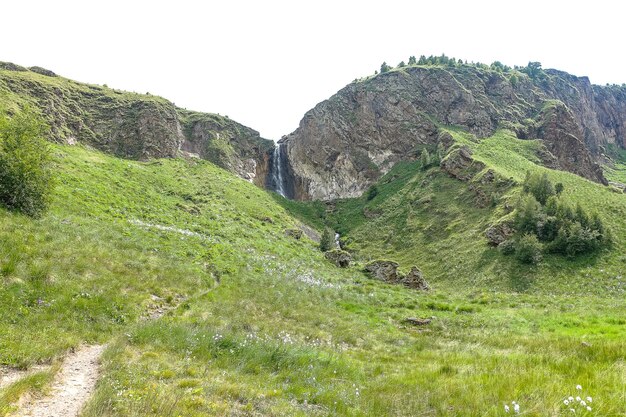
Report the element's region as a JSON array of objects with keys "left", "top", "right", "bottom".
[
  {"left": 523, "top": 171, "right": 554, "bottom": 205},
  {"left": 366, "top": 185, "right": 378, "bottom": 201},
  {"left": 513, "top": 195, "right": 542, "bottom": 234},
  {"left": 319, "top": 228, "right": 335, "bottom": 252},
  {"left": 0, "top": 108, "right": 53, "bottom": 217},
  {"left": 420, "top": 149, "right": 431, "bottom": 170},
  {"left": 498, "top": 240, "right": 516, "bottom": 255},
  {"left": 514, "top": 234, "right": 542, "bottom": 264}
]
